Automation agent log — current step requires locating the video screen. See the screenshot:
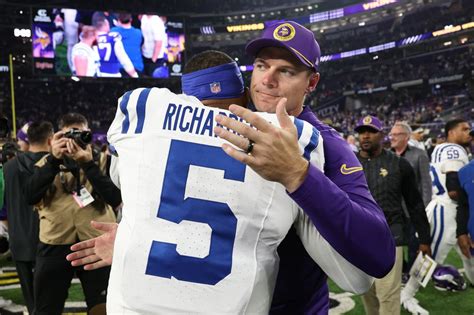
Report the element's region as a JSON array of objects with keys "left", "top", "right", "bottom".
[{"left": 32, "top": 8, "right": 185, "bottom": 78}]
